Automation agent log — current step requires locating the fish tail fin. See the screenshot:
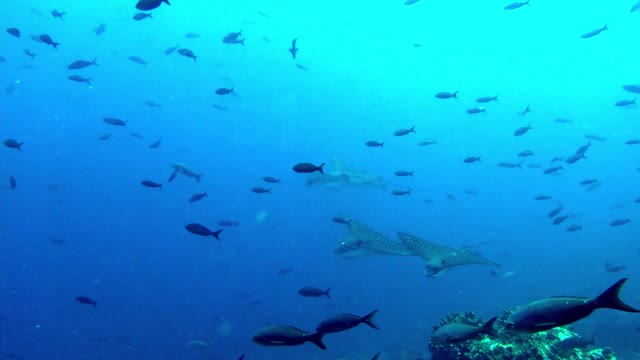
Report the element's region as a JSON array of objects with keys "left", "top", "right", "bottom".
[
  {"left": 149, "top": 13, "right": 154, "bottom": 18},
  {"left": 589, "top": 334, "right": 596, "bottom": 346},
  {"left": 595, "top": 278, "right": 640, "bottom": 312},
  {"left": 164, "top": 0, "right": 171, "bottom": 4},
  {"left": 193, "top": 56, "right": 197, "bottom": 62},
  {"left": 633, "top": 97, "right": 637, "bottom": 104},
  {"left": 212, "top": 229, "right": 223, "bottom": 241},
  {"left": 371, "top": 353, "right": 381, "bottom": 360},
  {"left": 494, "top": 95, "right": 499, "bottom": 101},
  {"left": 240, "top": 39, "right": 245, "bottom": 46},
  {"left": 267, "top": 188, "right": 271, "bottom": 193},
  {"left": 408, "top": 189, "right": 412, "bottom": 194},
  {"left": 307, "top": 332, "right": 326, "bottom": 350},
  {"left": 92, "top": 301, "right": 97, "bottom": 307},
  {"left": 158, "top": 184, "right": 163, "bottom": 190},
  {"left": 380, "top": 142, "right": 384, "bottom": 147},
  {"left": 196, "top": 174, "right": 203, "bottom": 183},
  {"left": 318, "top": 163, "right": 325, "bottom": 174},
  {"left": 53, "top": 42, "right": 60, "bottom": 49},
  {"left": 323, "top": 288, "right": 331, "bottom": 299},
  {"left": 86, "top": 78, "right": 92, "bottom": 85},
  {"left": 410, "top": 125, "right": 416, "bottom": 133},
  {"left": 453, "top": 91, "right": 458, "bottom": 98},
  {"left": 362, "top": 309, "right": 379, "bottom": 329},
  {"left": 93, "top": 58, "right": 98, "bottom": 66},
  {"left": 480, "top": 316, "right": 498, "bottom": 337},
  {"left": 517, "top": 161, "right": 523, "bottom": 168},
  {"left": 203, "top": 192, "right": 208, "bottom": 196},
  {"left": 238, "top": 354, "right": 245, "bottom": 360}
]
